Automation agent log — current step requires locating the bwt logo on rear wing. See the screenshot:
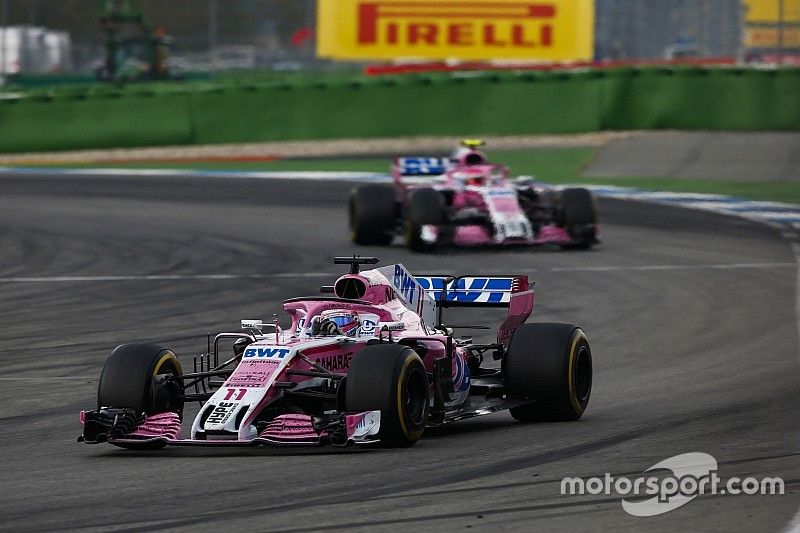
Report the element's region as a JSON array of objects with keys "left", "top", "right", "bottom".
[
  {"left": 416, "top": 276, "right": 531, "bottom": 308},
  {"left": 396, "top": 157, "right": 450, "bottom": 176}
]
